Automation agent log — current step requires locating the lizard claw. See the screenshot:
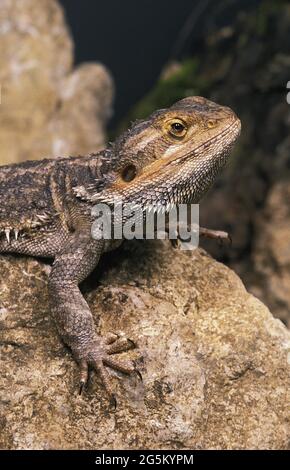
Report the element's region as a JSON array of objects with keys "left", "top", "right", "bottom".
[
  {"left": 134, "top": 369, "right": 143, "bottom": 382},
  {"left": 78, "top": 359, "right": 89, "bottom": 395},
  {"left": 79, "top": 381, "right": 85, "bottom": 396},
  {"left": 109, "top": 393, "right": 117, "bottom": 410},
  {"left": 170, "top": 239, "right": 180, "bottom": 249},
  {"left": 132, "top": 360, "right": 143, "bottom": 381},
  {"left": 127, "top": 338, "right": 137, "bottom": 348}
]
